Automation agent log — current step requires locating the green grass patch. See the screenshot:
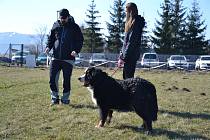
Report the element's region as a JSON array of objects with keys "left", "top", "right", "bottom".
[{"left": 0, "top": 66, "right": 210, "bottom": 139}]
